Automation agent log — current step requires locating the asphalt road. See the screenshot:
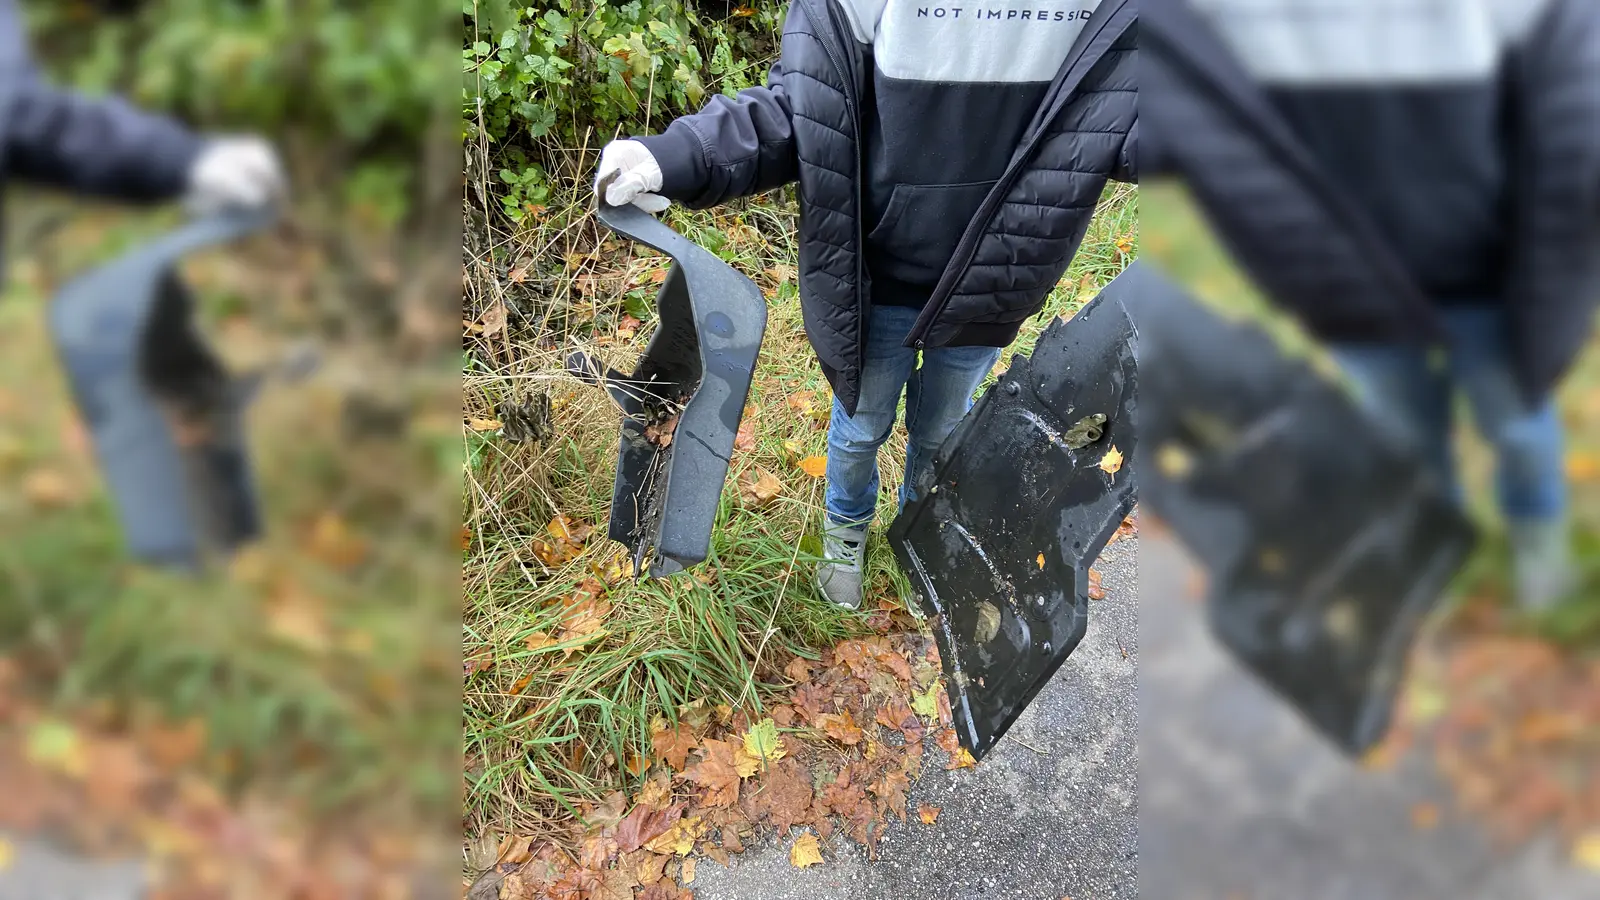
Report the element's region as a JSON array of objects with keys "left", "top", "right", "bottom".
[
  {"left": 0, "top": 835, "right": 143, "bottom": 900},
  {"left": 691, "top": 536, "right": 1141, "bottom": 900},
  {"left": 1137, "top": 529, "right": 1600, "bottom": 900}
]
